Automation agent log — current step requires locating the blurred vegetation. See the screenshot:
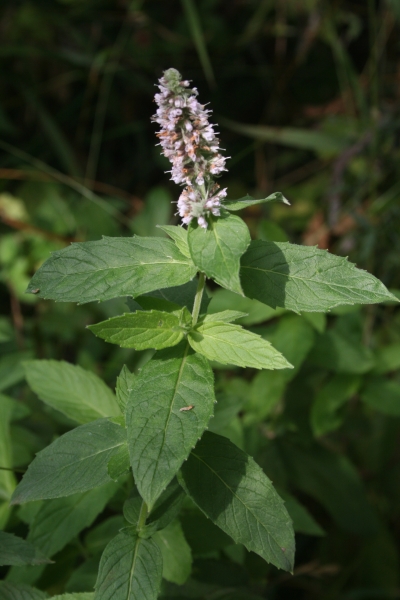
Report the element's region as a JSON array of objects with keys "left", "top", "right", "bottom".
[{"left": 1, "top": 1, "right": 400, "bottom": 598}]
